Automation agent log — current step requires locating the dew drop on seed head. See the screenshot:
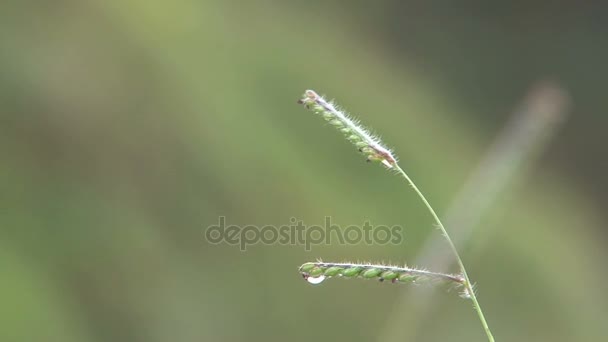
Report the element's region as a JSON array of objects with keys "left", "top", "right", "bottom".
[{"left": 306, "top": 275, "right": 326, "bottom": 285}]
